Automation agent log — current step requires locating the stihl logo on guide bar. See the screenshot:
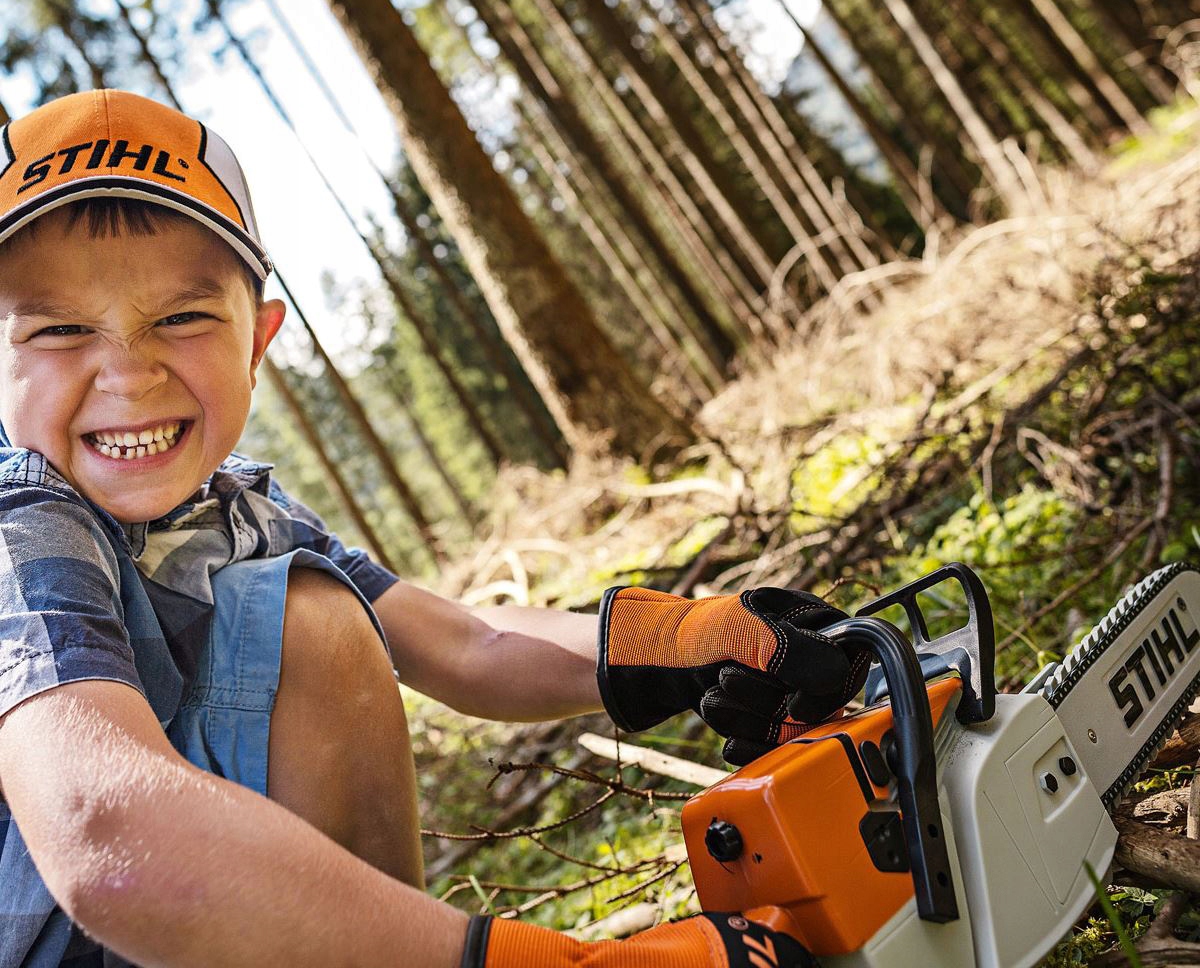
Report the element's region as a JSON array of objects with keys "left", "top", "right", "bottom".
[
  {"left": 1108, "top": 598, "right": 1199, "bottom": 728},
  {"left": 17, "top": 140, "right": 190, "bottom": 194}
]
